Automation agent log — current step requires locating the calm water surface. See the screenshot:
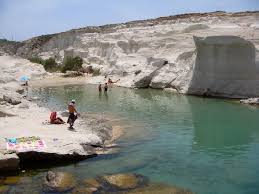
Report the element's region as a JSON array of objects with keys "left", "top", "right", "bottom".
[{"left": 11, "top": 85, "right": 259, "bottom": 194}]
